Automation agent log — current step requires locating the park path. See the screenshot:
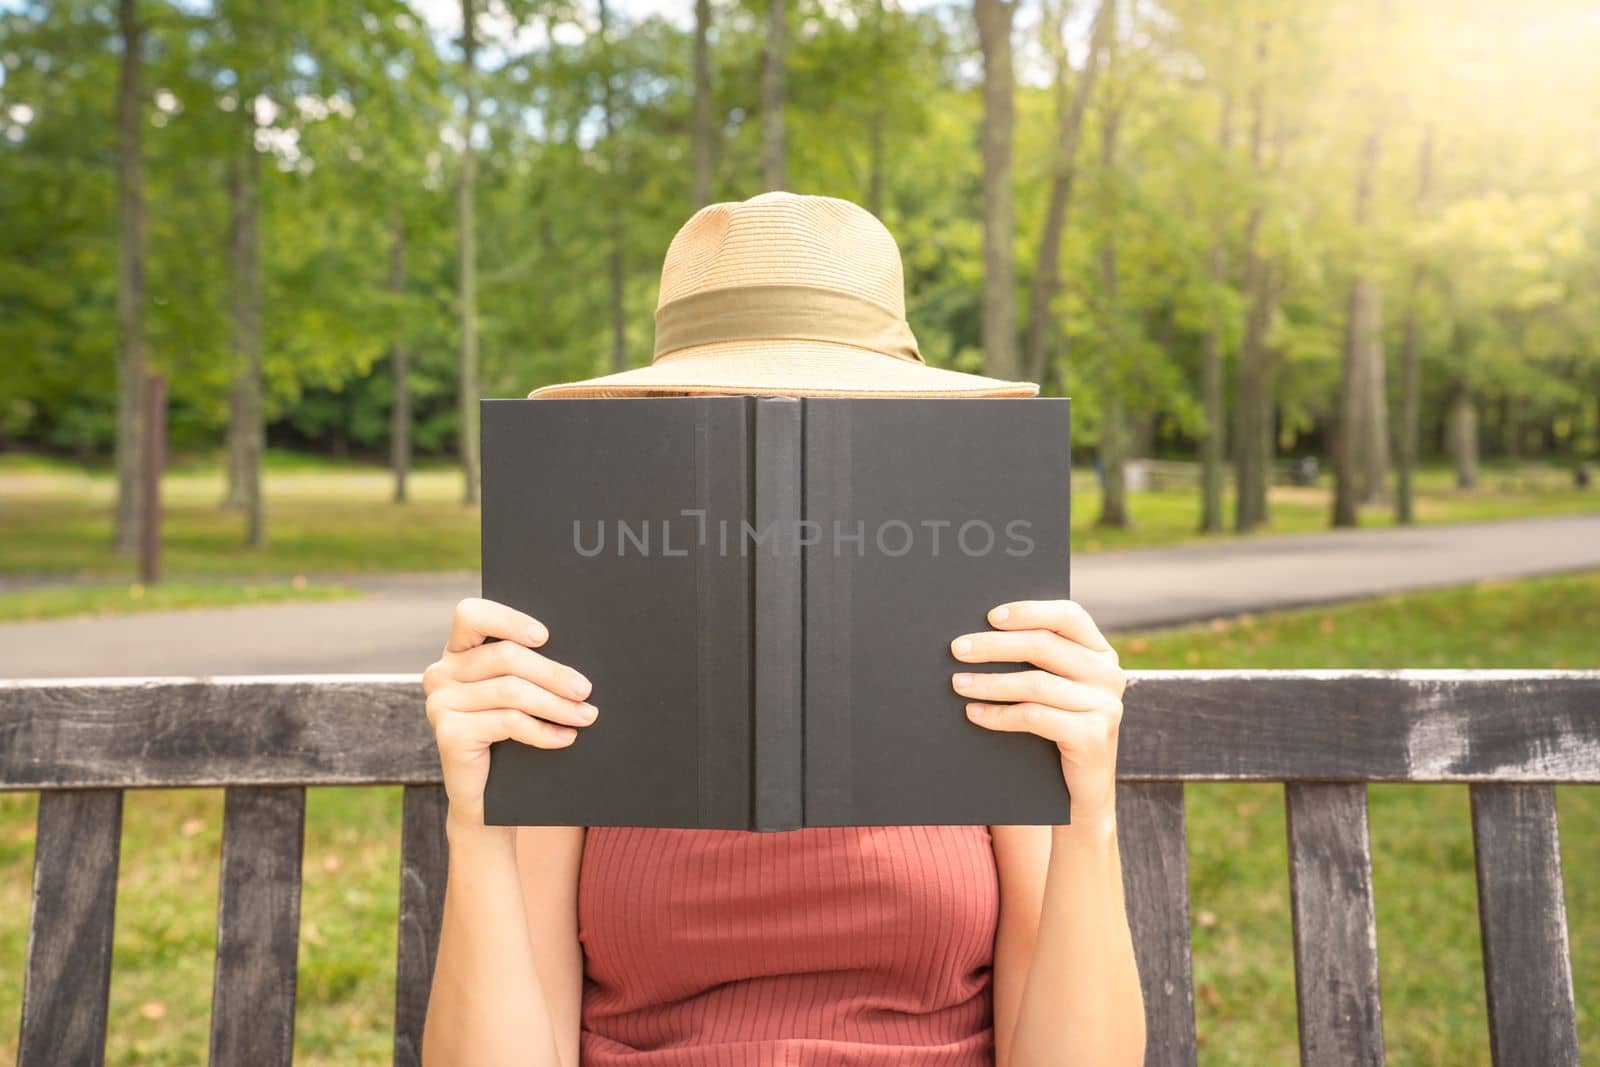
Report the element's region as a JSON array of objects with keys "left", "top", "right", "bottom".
[{"left": 2, "top": 513, "right": 1596, "bottom": 678}]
